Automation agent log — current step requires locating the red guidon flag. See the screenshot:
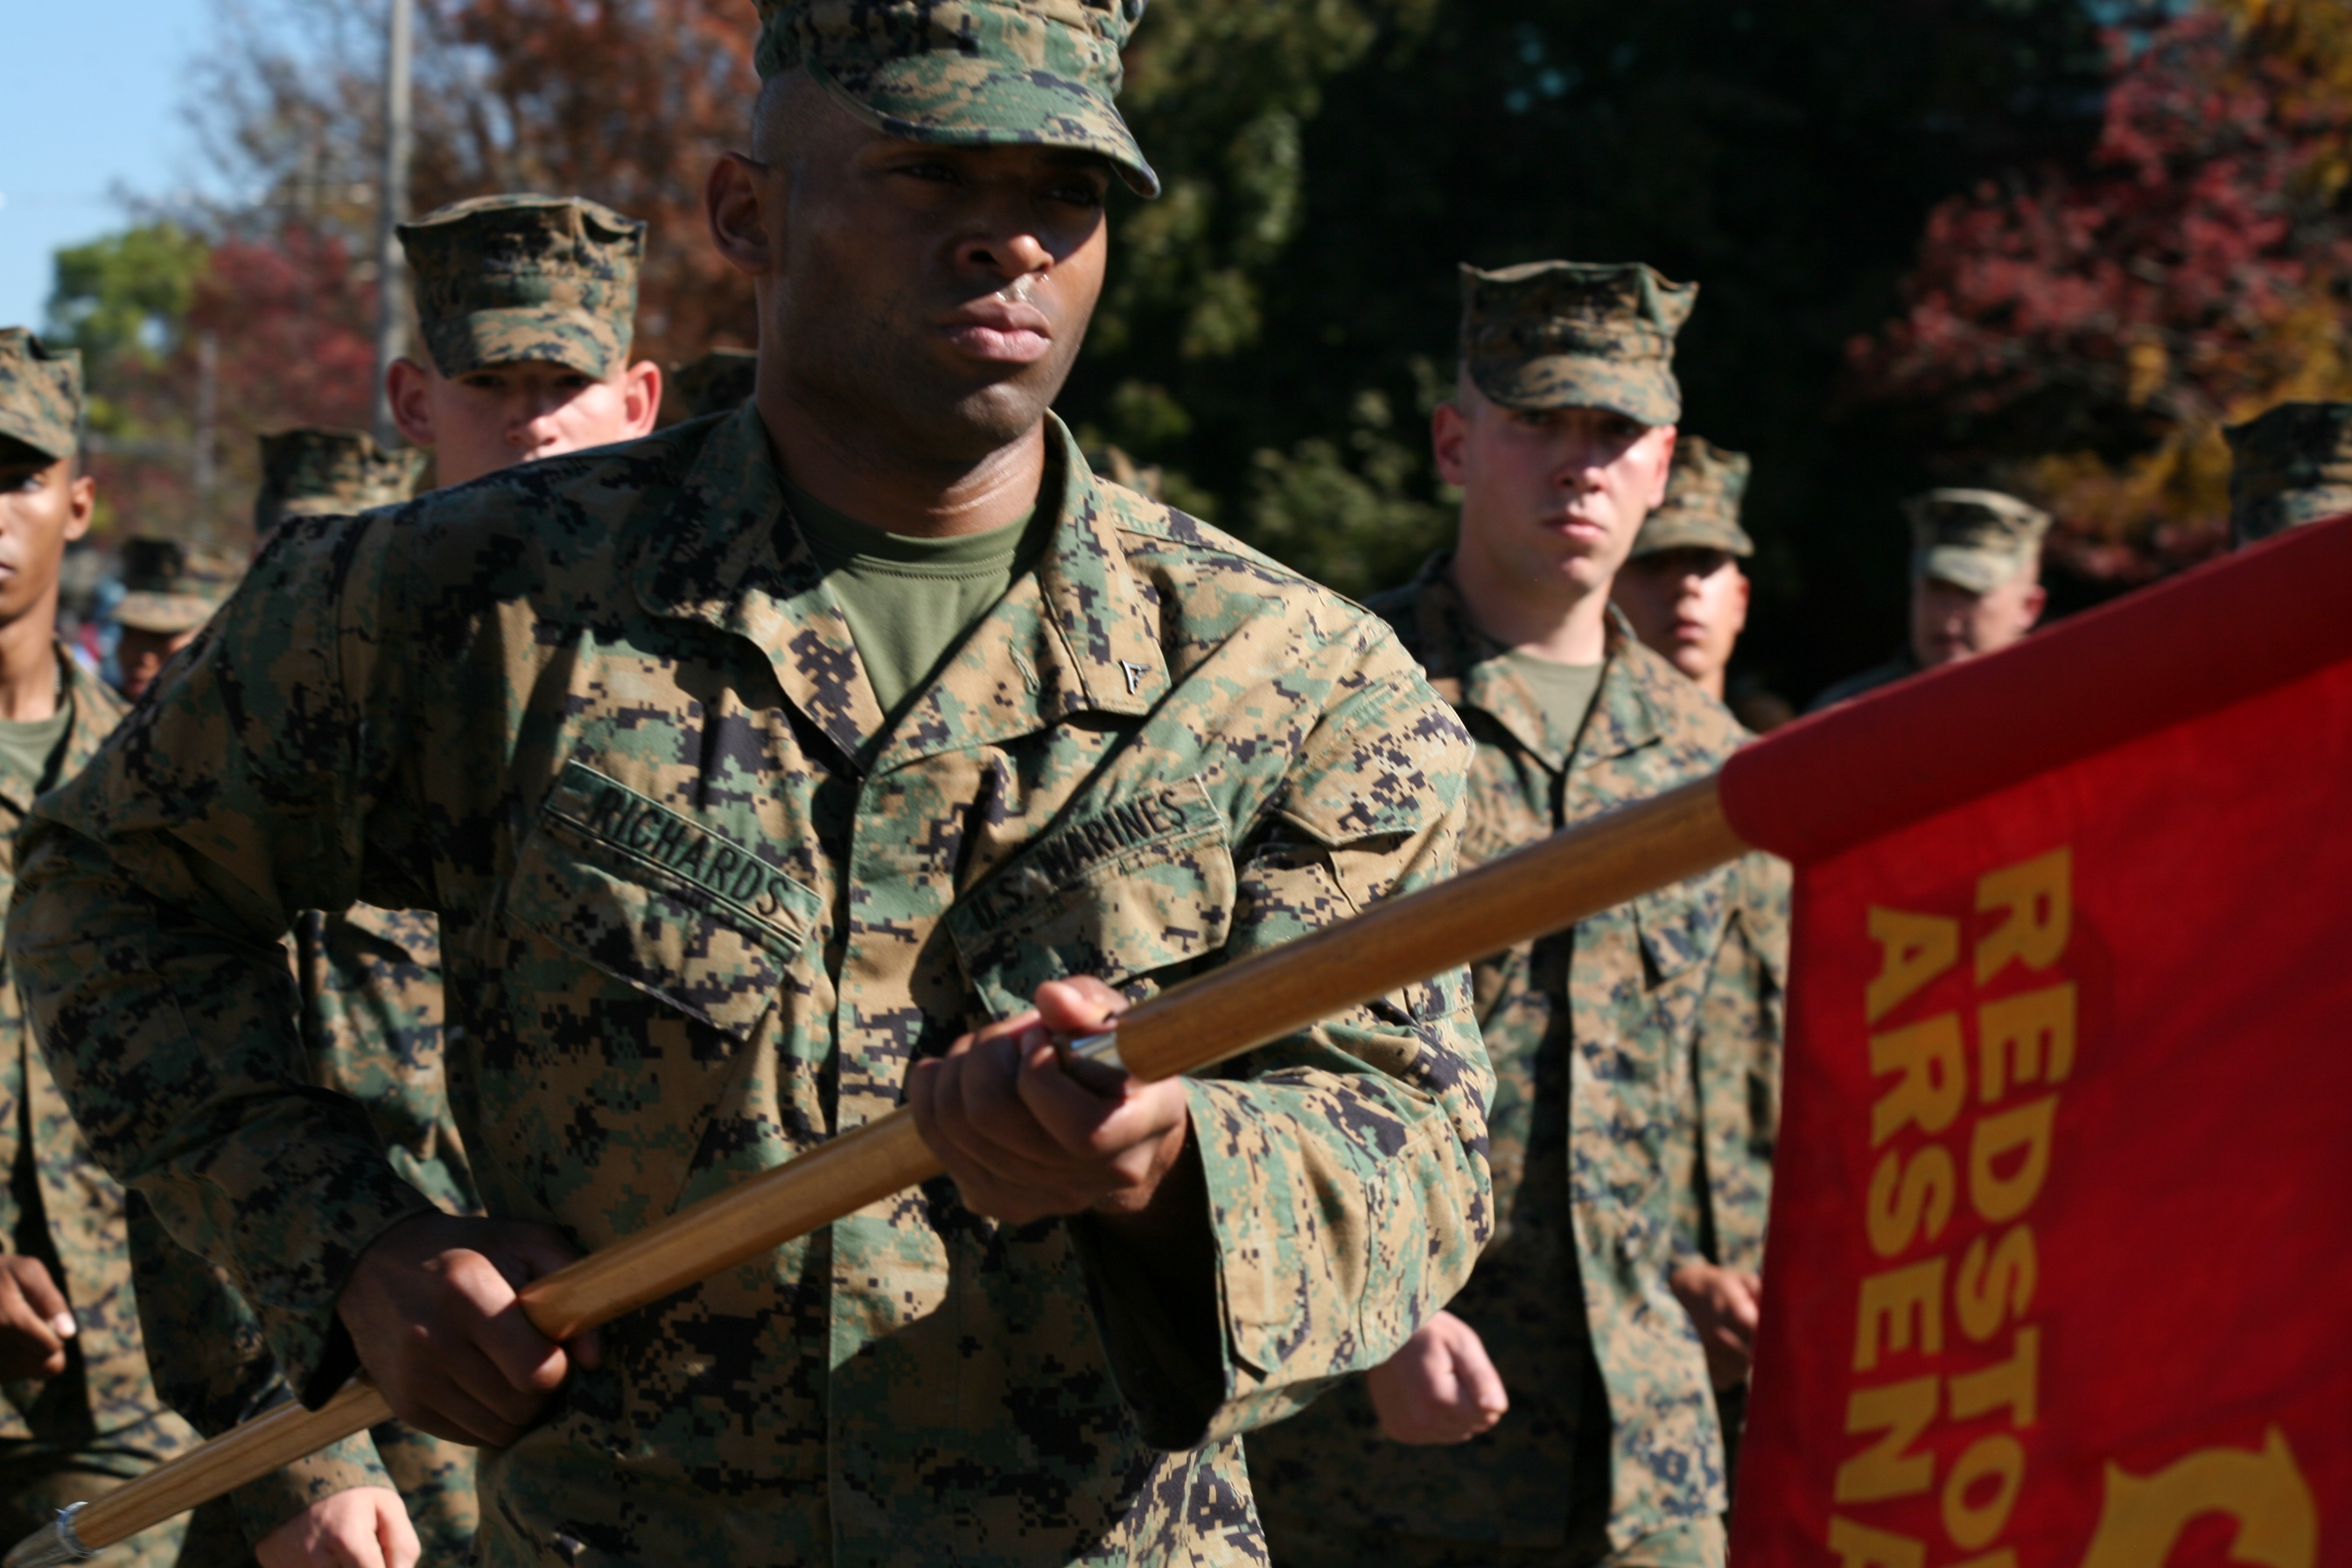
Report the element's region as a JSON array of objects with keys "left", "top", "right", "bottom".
[{"left": 1716, "top": 517, "right": 2352, "bottom": 1568}]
